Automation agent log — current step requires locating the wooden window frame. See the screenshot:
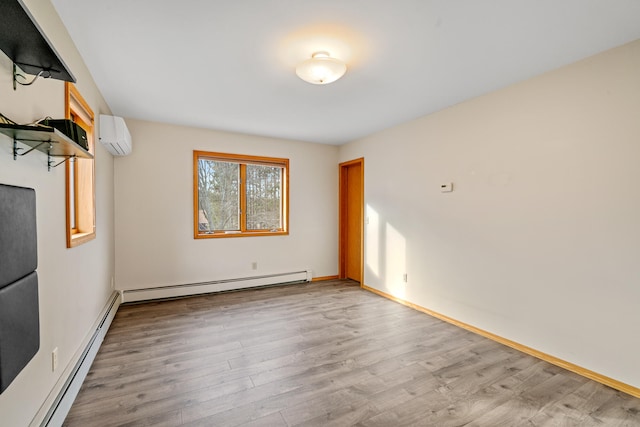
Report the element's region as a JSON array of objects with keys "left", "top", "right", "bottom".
[
  {"left": 65, "top": 83, "right": 96, "bottom": 248},
  {"left": 193, "top": 150, "right": 289, "bottom": 239}
]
